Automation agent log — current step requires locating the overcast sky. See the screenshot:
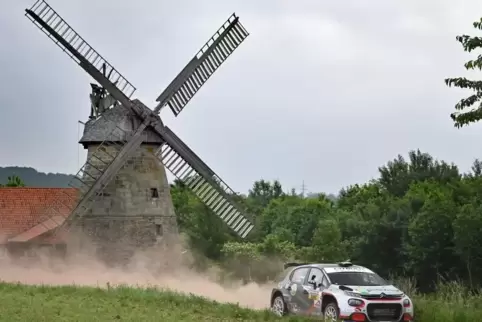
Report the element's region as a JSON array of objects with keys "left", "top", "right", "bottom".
[{"left": 2, "top": 0, "right": 482, "bottom": 195}]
